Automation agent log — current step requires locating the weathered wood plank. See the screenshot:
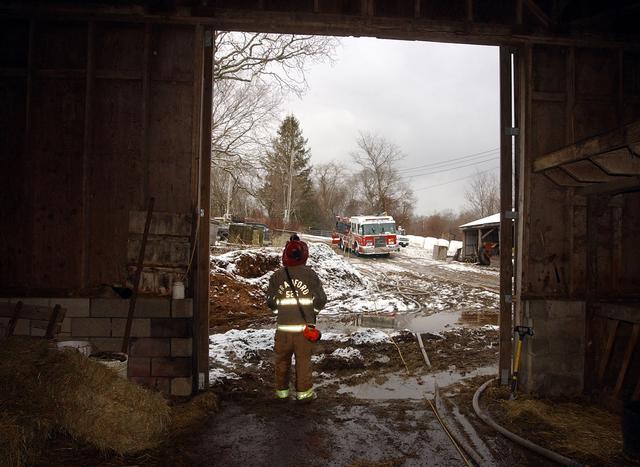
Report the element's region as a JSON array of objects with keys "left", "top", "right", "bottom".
[
  {"left": 597, "top": 318, "right": 619, "bottom": 385},
  {"left": 577, "top": 176, "right": 640, "bottom": 196},
  {"left": 499, "top": 47, "right": 514, "bottom": 385},
  {"left": 560, "top": 159, "right": 622, "bottom": 183},
  {"left": 591, "top": 148, "right": 640, "bottom": 175},
  {"left": 544, "top": 167, "right": 589, "bottom": 187},
  {"left": 533, "top": 120, "right": 640, "bottom": 172},
  {"left": 613, "top": 323, "right": 640, "bottom": 397},
  {"left": 0, "top": 302, "right": 65, "bottom": 322}
]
